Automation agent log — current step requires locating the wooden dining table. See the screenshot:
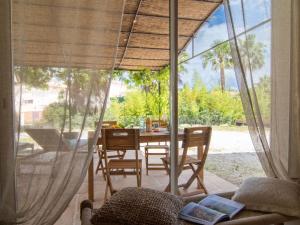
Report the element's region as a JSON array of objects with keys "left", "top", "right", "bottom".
[
  {"left": 96, "top": 129, "right": 184, "bottom": 145},
  {"left": 87, "top": 130, "right": 204, "bottom": 201}
]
